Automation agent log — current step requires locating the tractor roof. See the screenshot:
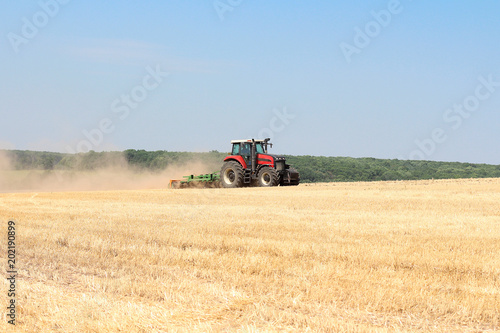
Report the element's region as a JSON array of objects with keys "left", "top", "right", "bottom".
[{"left": 230, "top": 139, "right": 269, "bottom": 144}]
